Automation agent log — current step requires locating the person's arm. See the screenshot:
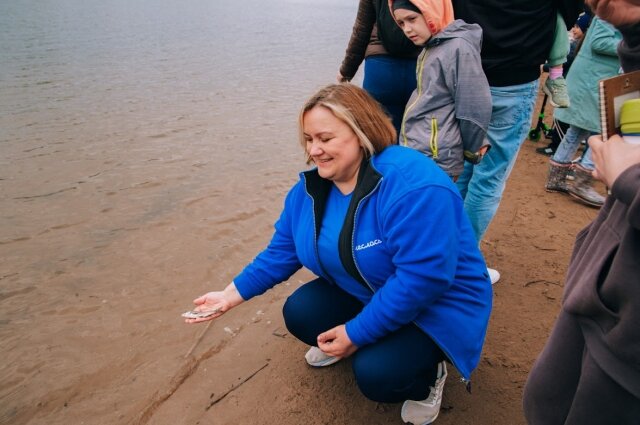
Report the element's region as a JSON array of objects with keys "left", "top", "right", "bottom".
[
  {"left": 589, "top": 18, "right": 623, "bottom": 56},
  {"left": 585, "top": 0, "right": 640, "bottom": 27},
  {"left": 339, "top": 0, "right": 376, "bottom": 82},
  {"left": 589, "top": 134, "right": 640, "bottom": 227},
  {"left": 453, "top": 41, "right": 492, "bottom": 162},
  {"left": 344, "top": 186, "right": 462, "bottom": 347},
  {"left": 185, "top": 184, "right": 303, "bottom": 324},
  {"left": 231, "top": 185, "right": 303, "bottom": 300}
]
